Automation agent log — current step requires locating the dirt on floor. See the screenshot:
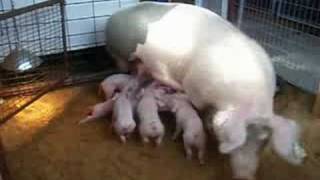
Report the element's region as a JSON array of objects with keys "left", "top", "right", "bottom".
[{"left": 0, "top": 82, "right": 320, "bottom": 180}]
